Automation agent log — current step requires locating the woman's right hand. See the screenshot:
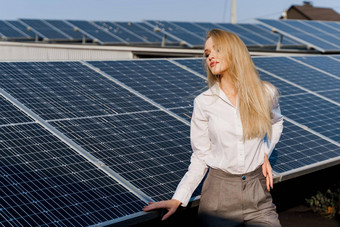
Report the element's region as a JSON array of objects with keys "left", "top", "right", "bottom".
[{"left": 142, "top": 199, "right": 181, "bottom": 221}]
